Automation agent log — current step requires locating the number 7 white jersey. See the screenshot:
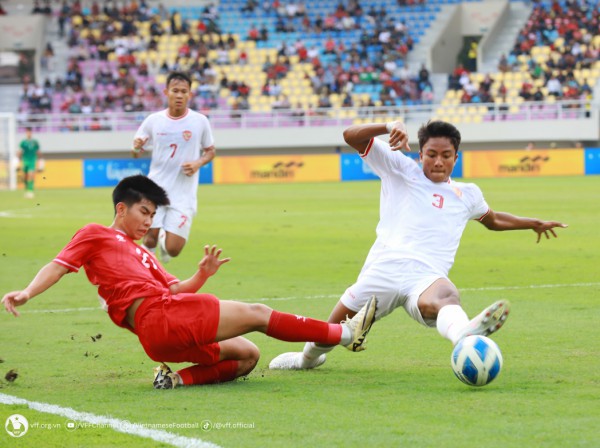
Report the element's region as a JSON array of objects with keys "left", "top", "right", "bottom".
[{"left": 135, "top": 108, "right": 215, "bottom": 214}]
